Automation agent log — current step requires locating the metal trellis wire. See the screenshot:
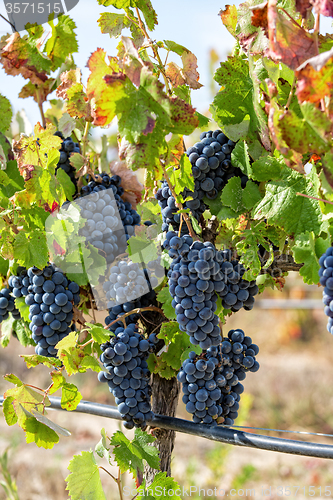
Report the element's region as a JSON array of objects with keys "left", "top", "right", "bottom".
[{"left": 2, "top": 396, "right": 333, "bottom": 459}]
